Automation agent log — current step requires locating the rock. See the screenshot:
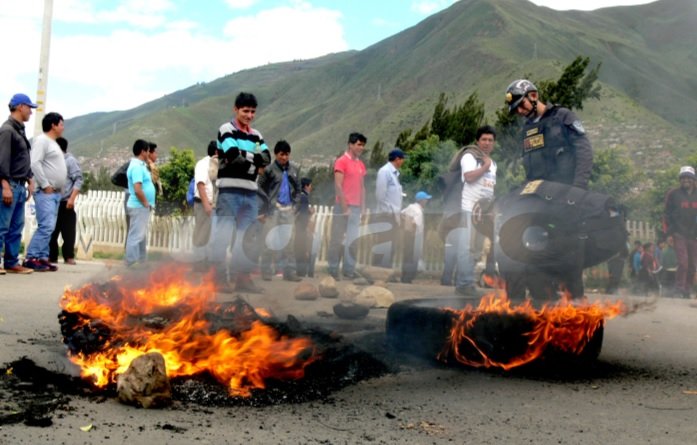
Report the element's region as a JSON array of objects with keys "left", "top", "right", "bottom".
[
  {"left": 356, "top": 286, "right": 395, "bottom": 308},
  {"left": 333, "top": 302, "right": 370, "bottom": 320},
  {"left": 117, "top": 352, "right": 172, "bottom": 409},
  {"left": 294, "top": 282, "right": 320, "bottom": 300},
  {"left": 342, "top": 284, "right": 362, "bottom": 302},
  {"left": 352, "top": 277, "right": 371, "bottom": 286},
  {"left": 318, "top": 276, "right": 339, "bottom": 298},
  {"left": 359, "top": 266, "right": 398, "bottom": 283}
]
